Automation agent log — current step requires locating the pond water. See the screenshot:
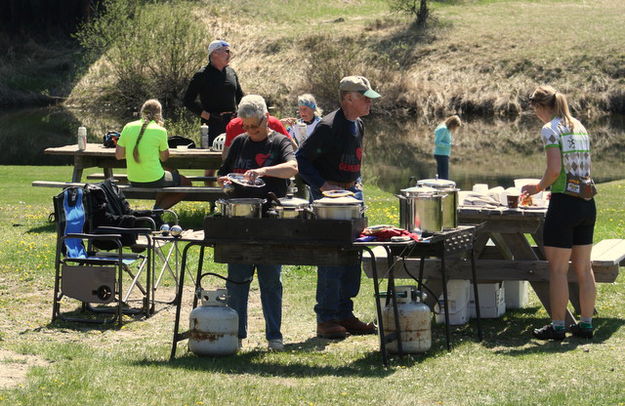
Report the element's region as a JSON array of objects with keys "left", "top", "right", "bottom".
[{"left": 2, "top": 106, "right": 624, "bottom": 193}]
